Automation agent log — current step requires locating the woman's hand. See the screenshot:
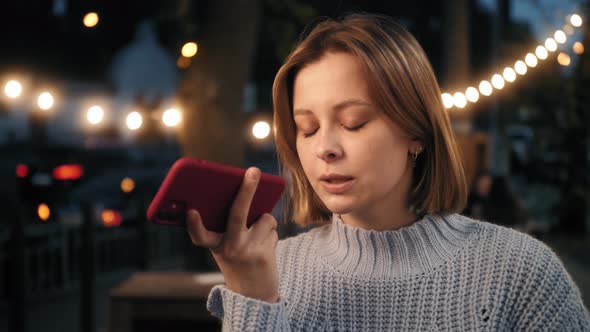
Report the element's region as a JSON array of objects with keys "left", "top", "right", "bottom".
[{"left": 186, "top": 167, "right": 280, "bottom": 303}]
